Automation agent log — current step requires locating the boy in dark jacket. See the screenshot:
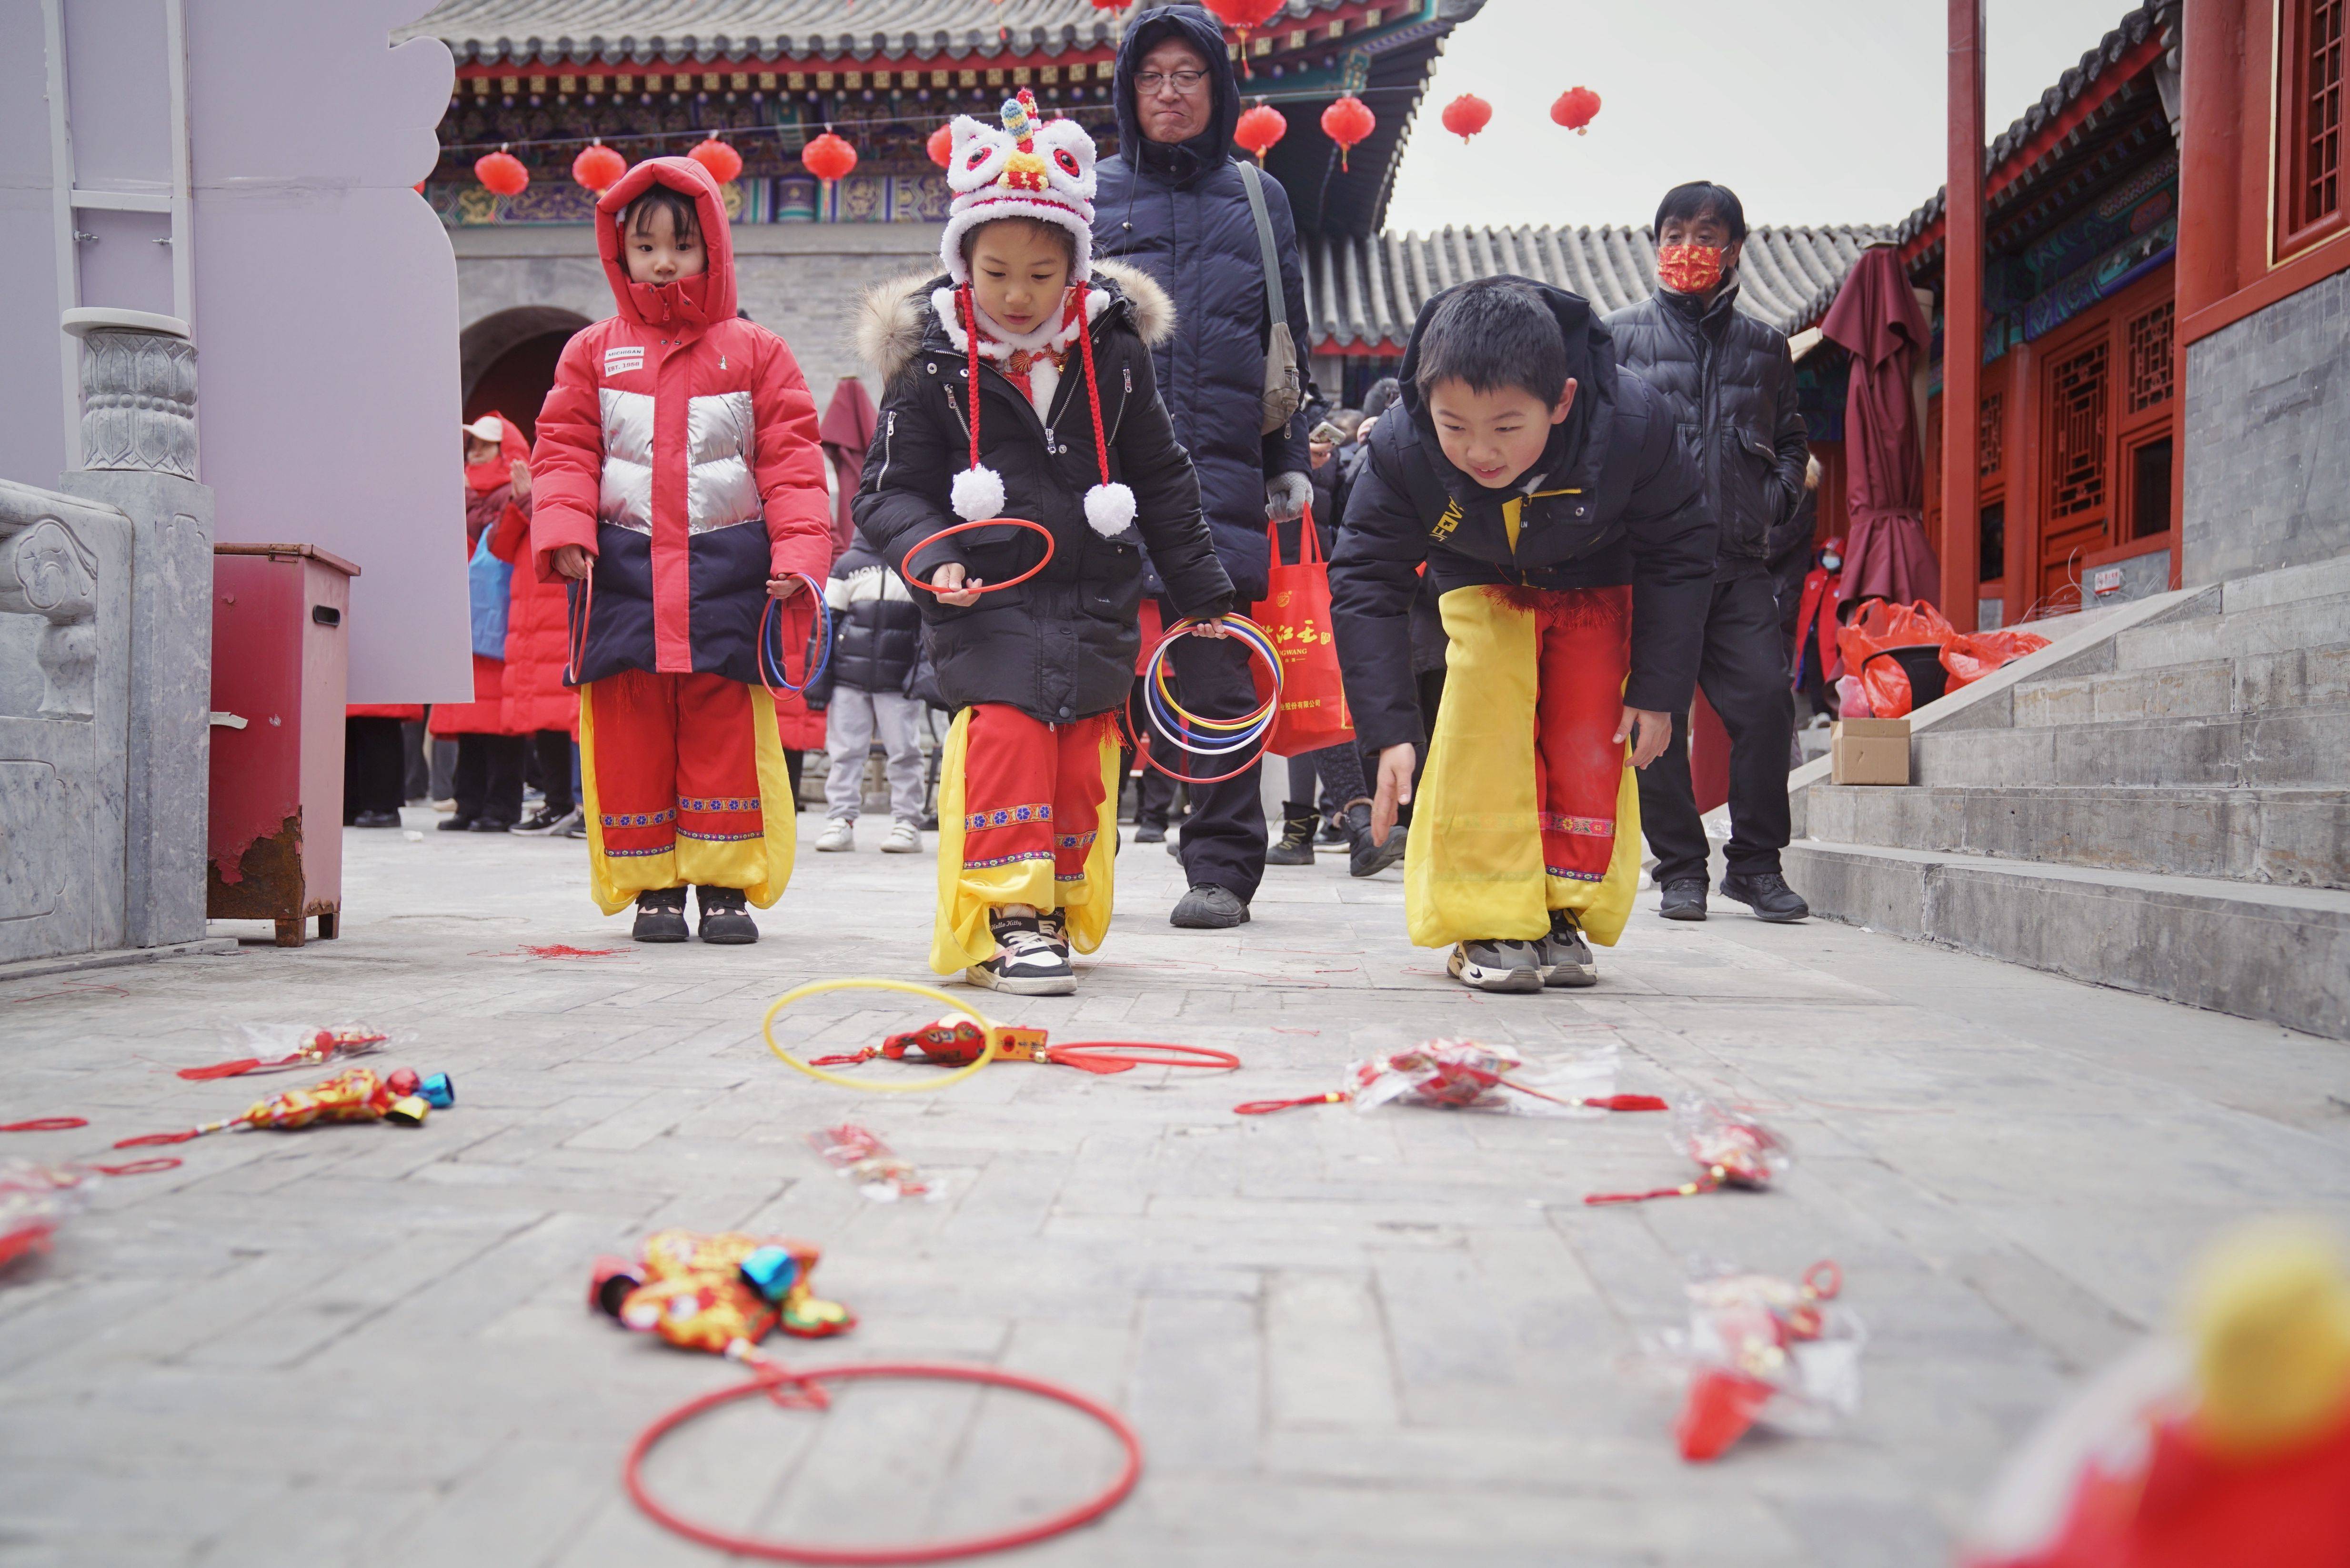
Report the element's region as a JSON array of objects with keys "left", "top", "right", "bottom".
[
  {"left": 807, "top": 543, "right": 926, "bottom": 855},
  {"left": 1330, "top": 277, "right": 1716, "bottom": 992},
  {"left": 854, "top": 91, "right": 1232, "bottom": 995}
]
